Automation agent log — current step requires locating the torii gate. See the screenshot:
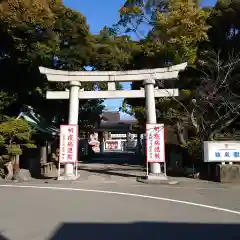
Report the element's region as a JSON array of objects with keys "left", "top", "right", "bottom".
[{"left": 39, "top": 63, "right": 187, "bottom": 180}]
